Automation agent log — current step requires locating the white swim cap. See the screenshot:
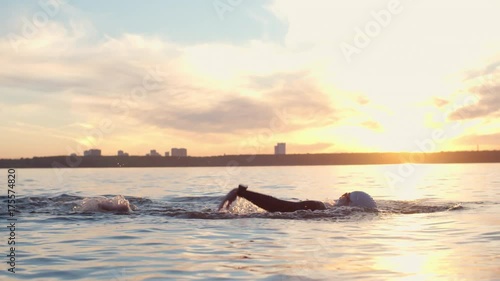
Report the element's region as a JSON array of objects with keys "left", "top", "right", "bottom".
[
  {"left": 336, "top": 191, "right": 376, "bottom": 208},
  {"left": 348, "top": 191, "right": 376, "bottom": 208}
]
